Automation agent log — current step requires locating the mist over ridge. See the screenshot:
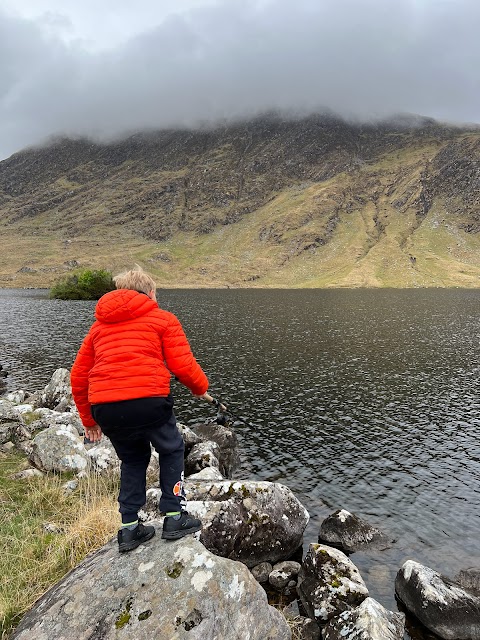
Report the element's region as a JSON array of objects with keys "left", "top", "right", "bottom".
[{"left": 1, "top": 0, "right": 480, "bottom": 159}]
